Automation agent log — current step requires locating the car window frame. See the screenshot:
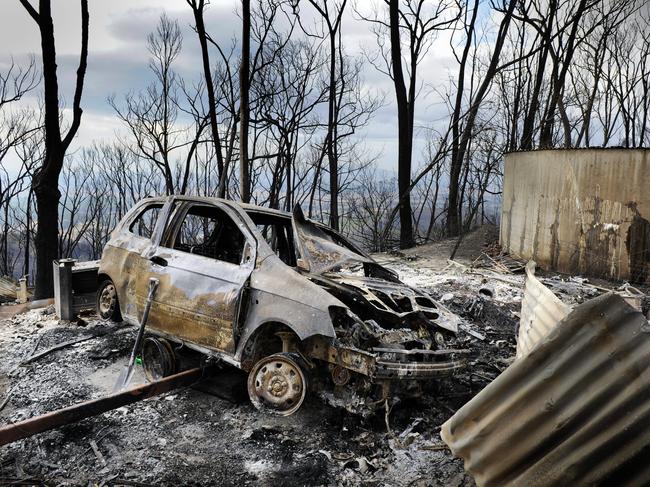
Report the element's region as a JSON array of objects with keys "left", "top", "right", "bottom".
[
  {"left": 125, "top": 202, "right": 165, "bottom": 241},
  {"left": 161, "top": 199, "right": 256, "bottom": 268},
  {"left": 247, "top": 212, "right": 297, "bottom": 267}
]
